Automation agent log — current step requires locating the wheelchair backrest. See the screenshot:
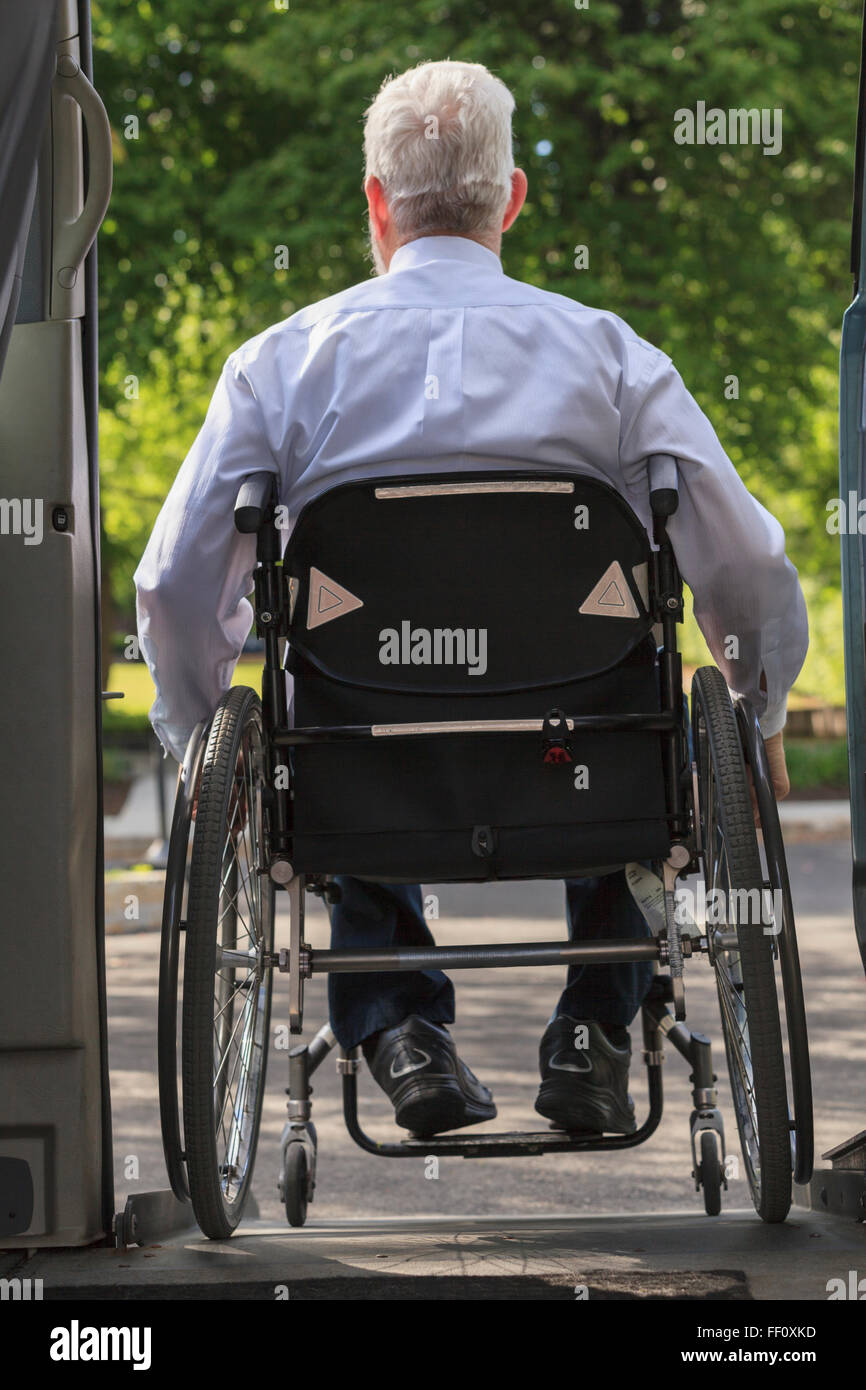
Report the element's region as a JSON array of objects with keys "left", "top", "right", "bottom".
[
  {"left": 283, "top": 471, "right": 655, "bottom": 695},
  {"left": 276, "top": 471, "right": 672, "bottom": 882}
]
